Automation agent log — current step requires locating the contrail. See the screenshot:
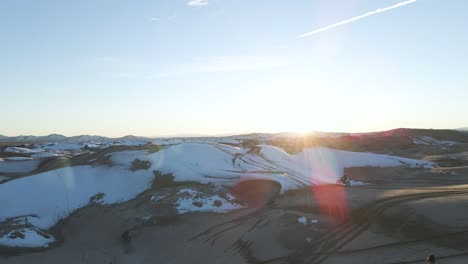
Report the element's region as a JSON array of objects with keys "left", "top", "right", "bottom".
[{"left": 299, "top": 0, "right": 417, "bottom": 38}]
